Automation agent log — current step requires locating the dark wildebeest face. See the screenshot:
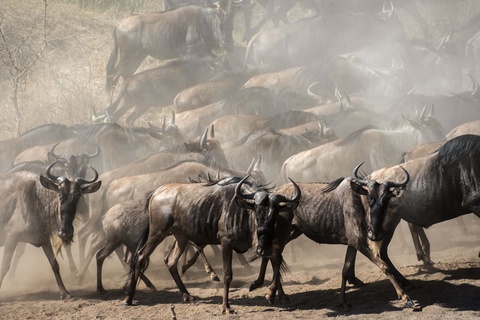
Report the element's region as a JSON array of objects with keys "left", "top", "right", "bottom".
[
  {"left": 185, "top": 125, "right": 229, "bottom": 168},
  {"left": 40, "top": 162, "right": 101, "bottom": 243},
  {"left": 235, "top": 176, "right": 301, "bottom": 256},
  {"left": 350, "top": 162, "right": 409, "bottom": 242}
]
